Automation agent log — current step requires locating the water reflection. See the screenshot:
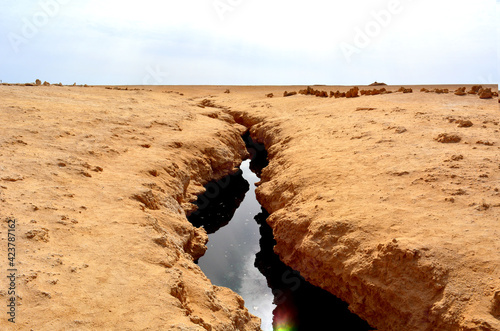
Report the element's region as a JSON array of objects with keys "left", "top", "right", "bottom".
[{"left": 193, "top": 159, "right": 275, "bottom": 329}]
